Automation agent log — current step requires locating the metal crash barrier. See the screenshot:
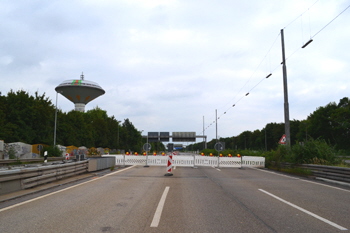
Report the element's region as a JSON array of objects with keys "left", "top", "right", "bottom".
[{"left": 0, "top": 161, "right": 88, "bottom": 195}]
